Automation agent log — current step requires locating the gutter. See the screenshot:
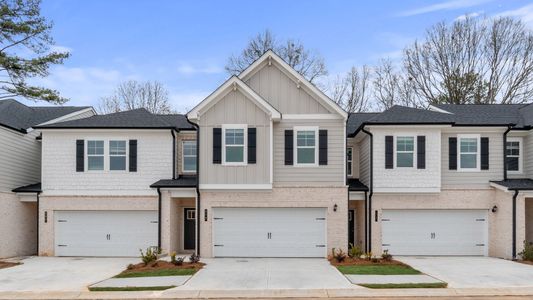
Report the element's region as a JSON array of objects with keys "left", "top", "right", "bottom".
[
  {"left": 361, "top": 127, "right": 373, "bottom": 253},
  {"left": 157, "top": 188, "right": 162, "bottom": 249},
  {"left": 36, "top": 191, "right": 41, "bottom": 255},
  {"left": 512, "top": 189, "right": 518, "bottom": 260},
  {"left": 186, "top": 117, "right": 201, "bottom": 256},
  {"left": 503, "top": 125, "right": 513, "bottom": 180},
  {"left": 171, "top": 129, "right": 177, "bottom": 179}
]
